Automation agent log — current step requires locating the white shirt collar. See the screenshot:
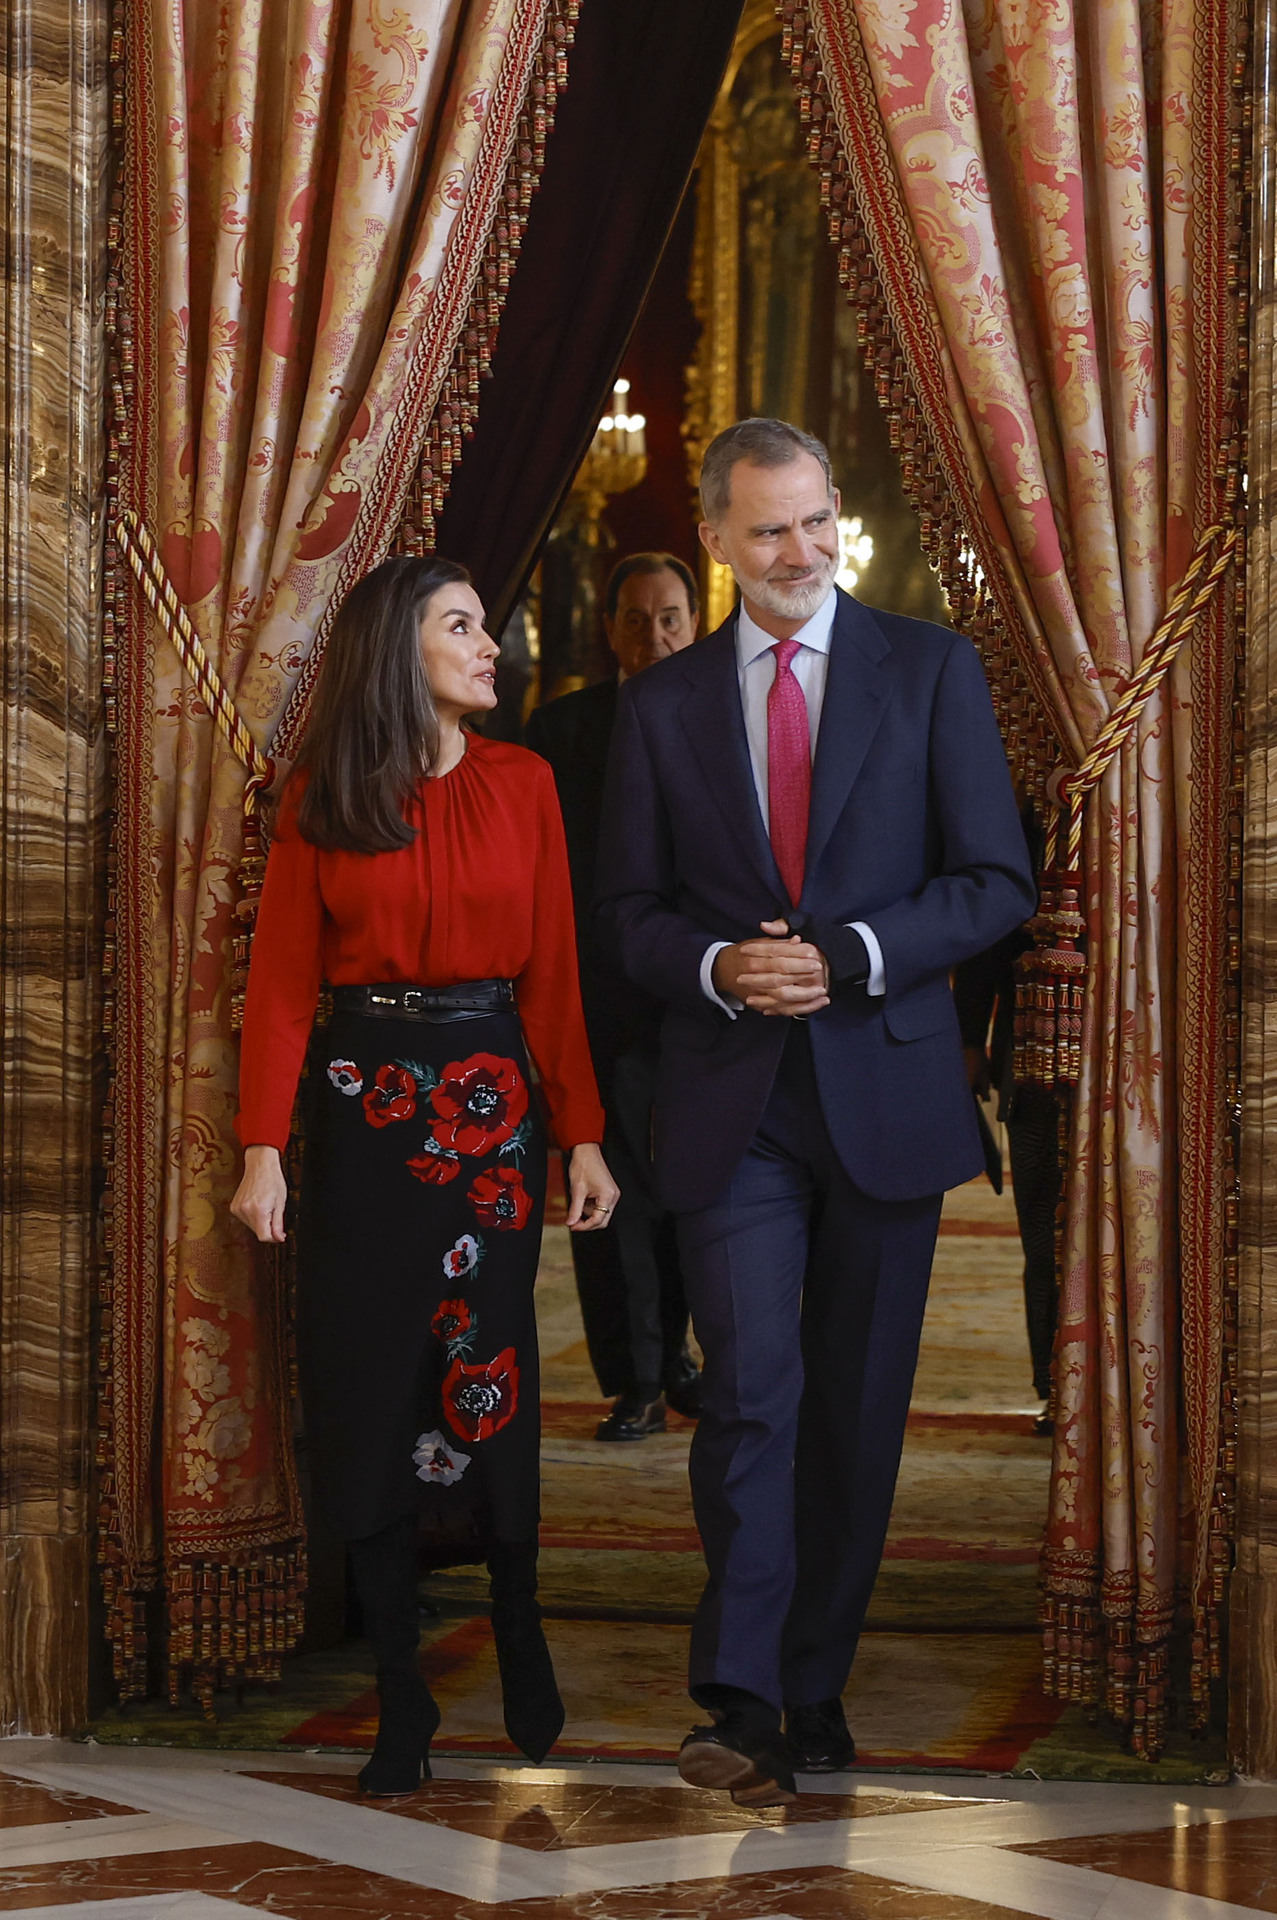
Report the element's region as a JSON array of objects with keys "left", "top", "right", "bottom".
[{"left": 735, "top": 586, "right": 837, "bottom": 668}]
